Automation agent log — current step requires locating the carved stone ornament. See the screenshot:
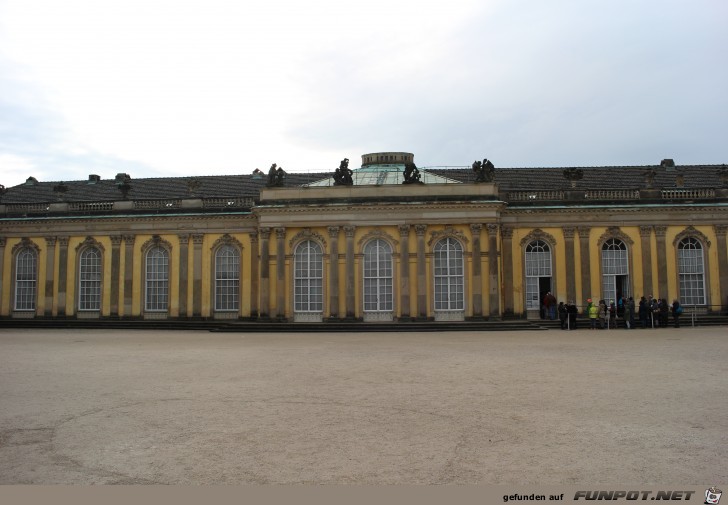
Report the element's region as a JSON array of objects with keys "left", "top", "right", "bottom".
[
  {"left": 357, "top": 229, "right": 398, "bottom": 248},
  {"left": 75, "top": 236, "right": 105, "bottom": 253},
  {"left": 672, "top": 226, "right": 711, "bottom": 248},
  {"left": 427, "top": 225, "right": 469, "bottom": 247},
  {"left": 289, "top": 228, "right": 327, "bottom": 249},
  {"left": 11, "top": 237, "right": 40, "bottom": 255},
  {"left": 598, "top": 226, "right": 634, "bottom": 247},
  {"left": 211, "top": 233, "right": 243, "bottom": 251},
  {"left": 519, "top": 228, "right": 558, "bottom": 248},
  {"left": 141, "top": 234, "right": 173, "bottom": 253},
  {"left": 563, "top": 168, "right": 584, "bottom": 188}
]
